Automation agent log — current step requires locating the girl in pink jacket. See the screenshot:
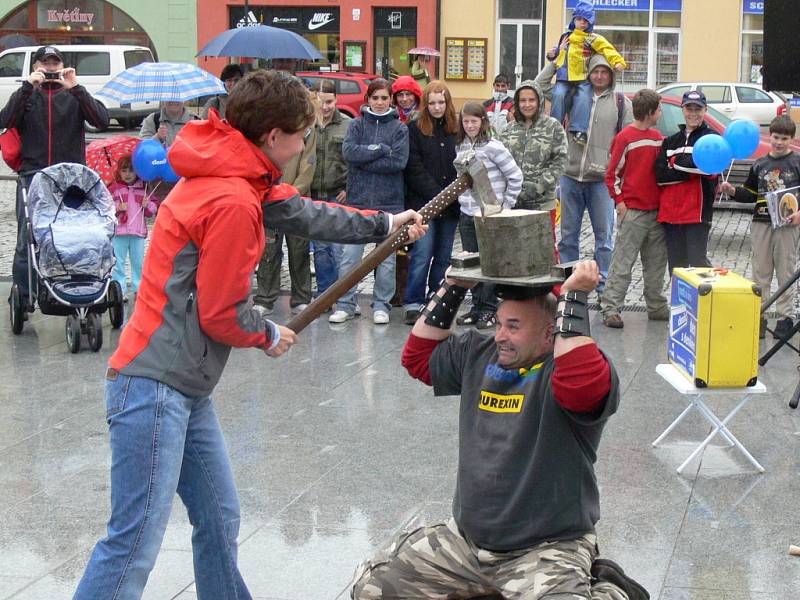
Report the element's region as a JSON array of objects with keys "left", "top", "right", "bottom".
[{"left": 108, "top": 154, "right": 157, "bottom": 300}]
